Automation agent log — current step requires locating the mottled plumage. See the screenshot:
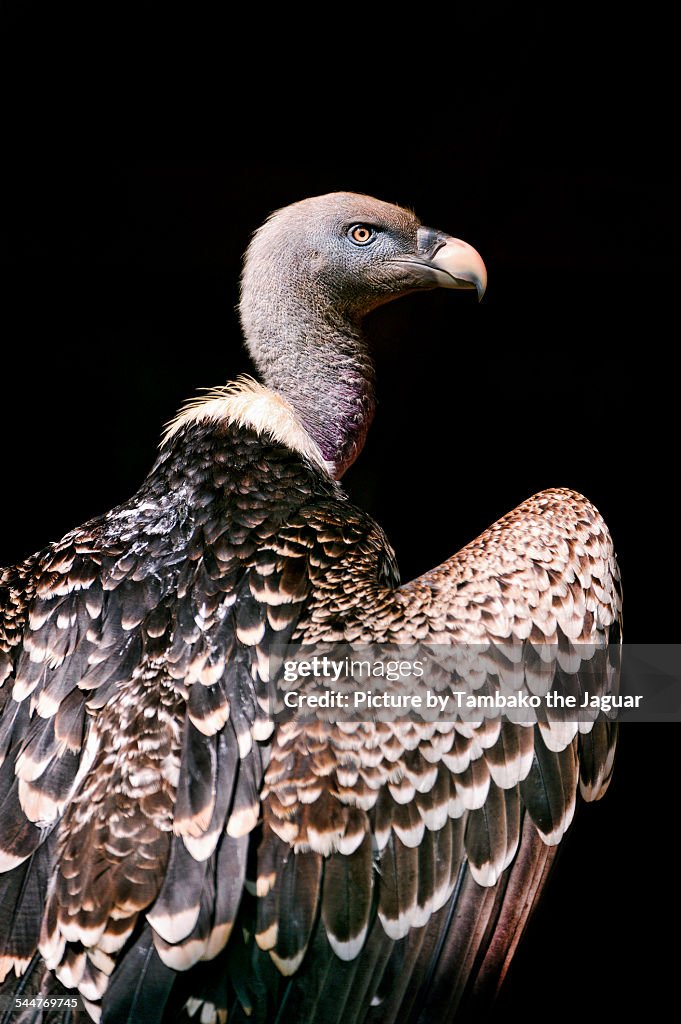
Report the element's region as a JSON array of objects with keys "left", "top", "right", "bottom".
[{"left": 0, "top": 193, "right": 620, "bottom": 1024}]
